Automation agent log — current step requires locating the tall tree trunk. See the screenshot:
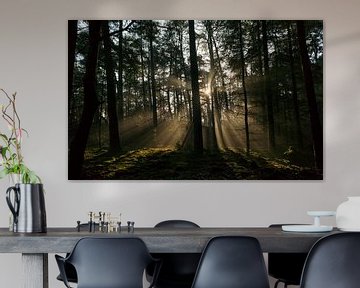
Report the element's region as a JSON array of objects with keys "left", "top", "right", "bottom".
[
  {"left": 117, "top": 20, "right": 124, "bottom": 121},
  {"left": 256, "top": 21, "right": 264, "bottom": 76},
  {"left": 69, "top": 21, "right": 101, "bottom": 179},
  {"left": 178, "top": 26, "right": 193, "bottom": 121},
  {"left": 212, "top": 31, "right": 229, "bottom": 111},
  {"left": 262, "top": 20, "right": 276, "bottom": 150},
  {"left": 205, "top": 21, "right": 218, "bottom": 150},
  {"left": 149, "top": 21, "right": 157, "bottom": 127},
  {"left": 239, "top": 21, "right": 250, "bottom": 155},
  {"left": 139, "top": 28, "right": 147, "bottom": 111},
  {"left": 98, "top": 77, "right": 105, "bottom": 148},
  {"left": 189, "top": 20, "right": 203, "bottom": 153},
  {"left": 147, "top": 54, "right": 153, "bottom": 111},
  {"left": 166, "top": 89, "right": 172, "bottom": 117},
  {"left": 167, "top": 56, "right": 173, "bottom": 117},
  {"left": 297, "top": 20, "right": 323, "bottom": 170},
  {"left": 256, "top": 21, "right": 267, "bottom": 128},
  {"left": 103, "top": 21, "right": 121, "bottom": 152},
  {"left": 287, "top": 23, "right": 303, "bottom": 148},
  {"left": 68, "top": 20, "right": 78, "bottom": 128},
  {"left": 175, "top": 90, "right": 180, "bottom": 118}
]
